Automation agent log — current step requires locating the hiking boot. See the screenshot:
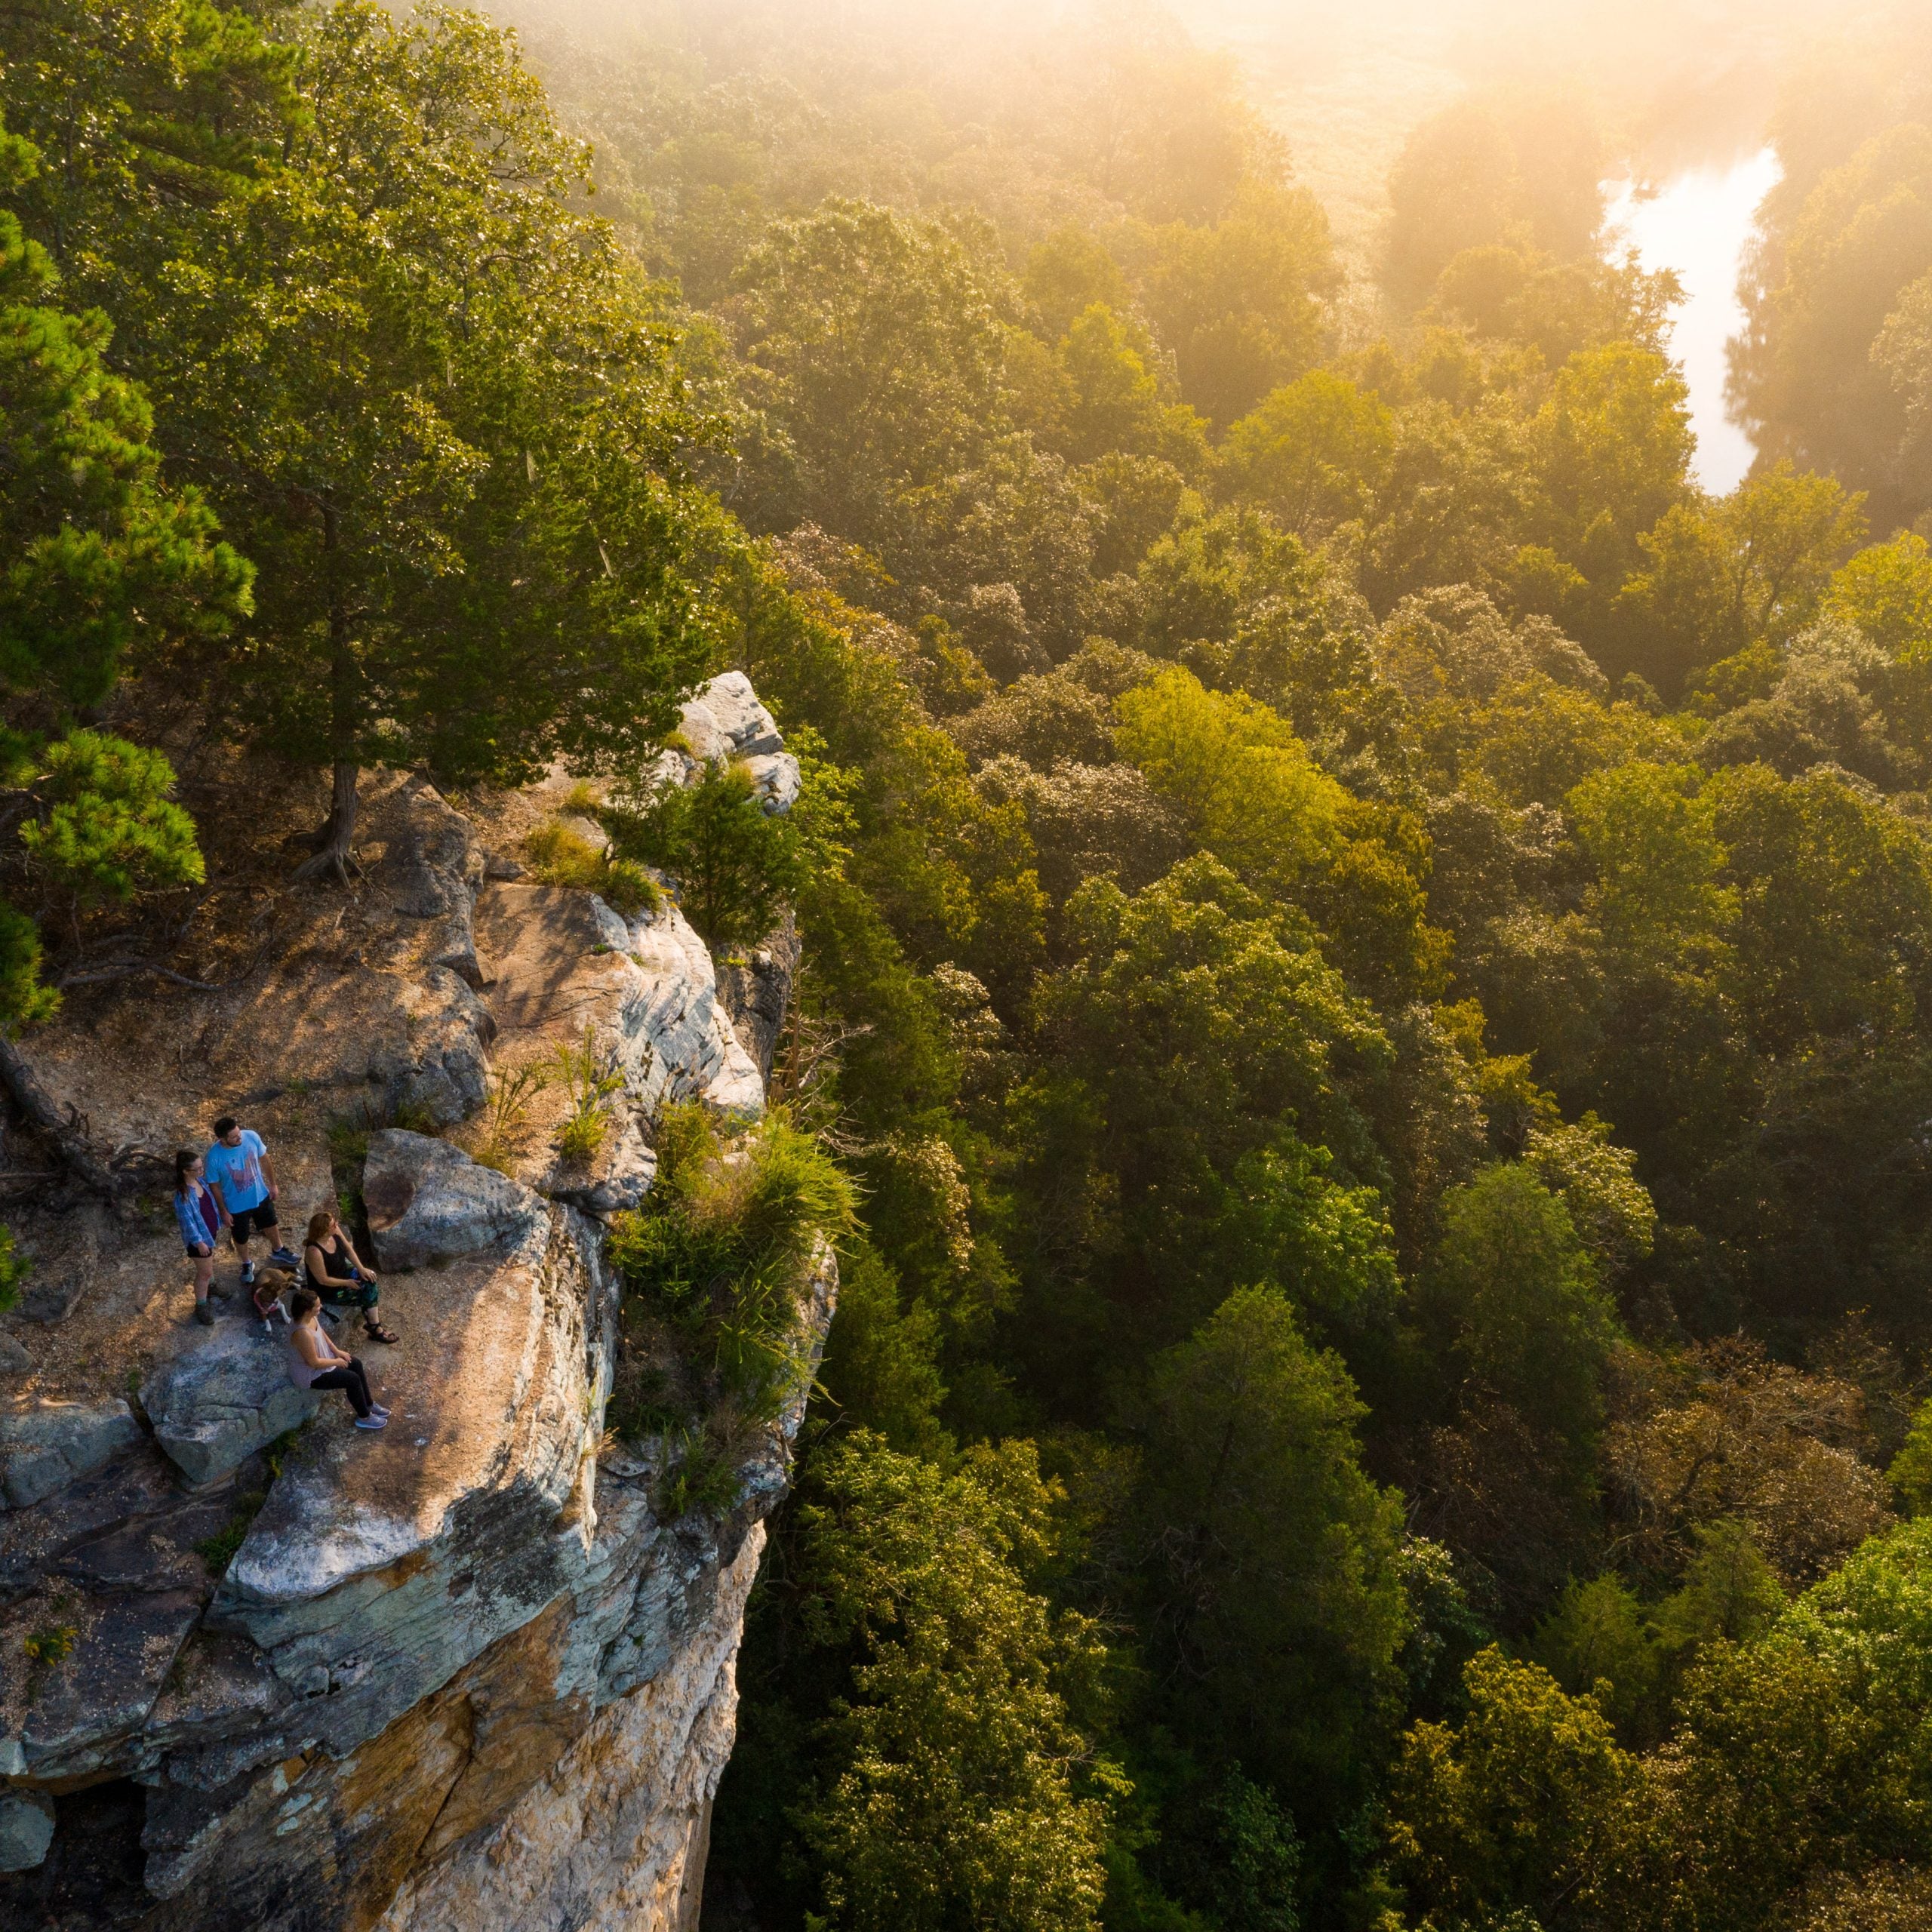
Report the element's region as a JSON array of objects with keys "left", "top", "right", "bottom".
[
  {"left": 194, "top": 1300, "right": 216, "bottom": 1327},
  {"left": 207, "top": 1284, "right": 230, "bottom": 1302}
]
